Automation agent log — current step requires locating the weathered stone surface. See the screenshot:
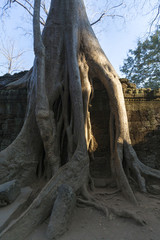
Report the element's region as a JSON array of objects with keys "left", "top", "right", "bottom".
[
  {"left": 126, "top": 101, "right": 160, "bottom": 170},
  {"left": 0, "top": 88, "right": 27, "bottom": 151},
  {"left": 0, "top": 74, "right": 160, "bottom": 178},
  {"left": 47, "top": 184, "right": 76, "bottom": 240},
  {"left": 0, "top": 186, "right": 32, "bottom": 232},
  {"left": 0, "top": 71, "right": 27, "bottom": 89},
  {"left": 0, "top": 180, "right": 20, "bottom": 206},
  {"left": 93, "top": 177, "right": 108, "bottom": 187},
  {"left": 90, "top": 78, "right": 160, "bottom": 178},
  {"left": 148, "top": 185, "right": 160, "bottom": 195}
]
